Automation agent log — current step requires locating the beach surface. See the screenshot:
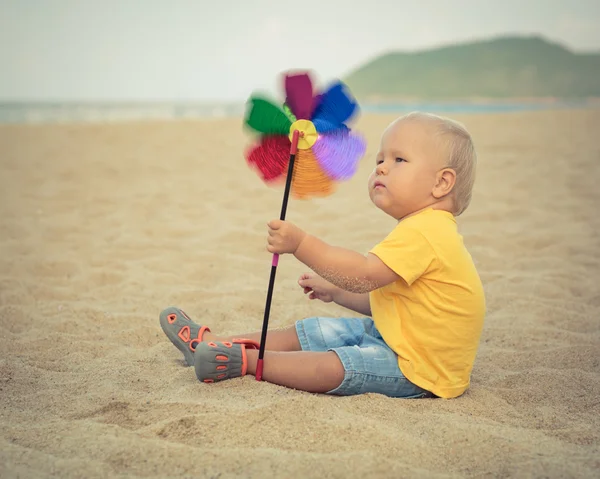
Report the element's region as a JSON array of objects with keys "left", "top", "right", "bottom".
[{"left": 1, "top": 109, "right": 599, "bottom": 478}]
